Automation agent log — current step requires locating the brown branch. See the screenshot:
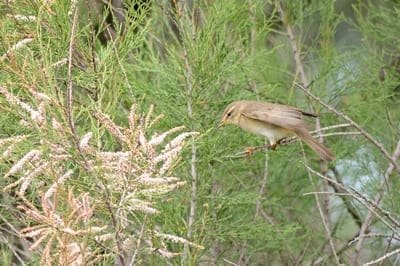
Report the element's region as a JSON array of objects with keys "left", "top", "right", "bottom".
[
  {"left": 294, "top": 81, "right": 400, "bottom": 174},
  {"left": 304, "top": 164, "right": 400, "bottom": 233},
  {"left": 349, "top": 188, "right": 400, "bottom": 228},
  {"left": 225, "top": 128, "right": 355, "bottom": 158},
  {"left": 85, "top": 0, "right": 99, "bottom": 101},
  {"left": 240, "top": 3, "right": 296, "bottom": 262},
  {"left": 329, "top": 166, "right": 363, "bottom": 227},
  {"left": 66, "top": 6, "right": 125, "bottom": 265},
  {"left": 239, "top": 2, "right": 270, "bottom": 263},
  {"left": 301, "top": 147, "right": 341, "bottom": 265},
  {"left": 381, "top": 233, "right": 396, "bottom": 266},
  {"left": 348, "top": 233, "right": 400, "bottom": 247},
  {"left": 353, "top": 138, "right": 400, "bottom": 264},
  {"left": 310, "top": 123, "right": 352, "bottom": 133},
  {"left": 363, "top": 247, "right": 400, "bottom": 266},
  {"left": 130, "top": 214, "right": 148, "bottom": 265},
  {"left": 275, "top": 3, "right": 337, "bottom": 263},
  {"left": 276, "top": 6, "right": 400, "bottom": 265}
]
